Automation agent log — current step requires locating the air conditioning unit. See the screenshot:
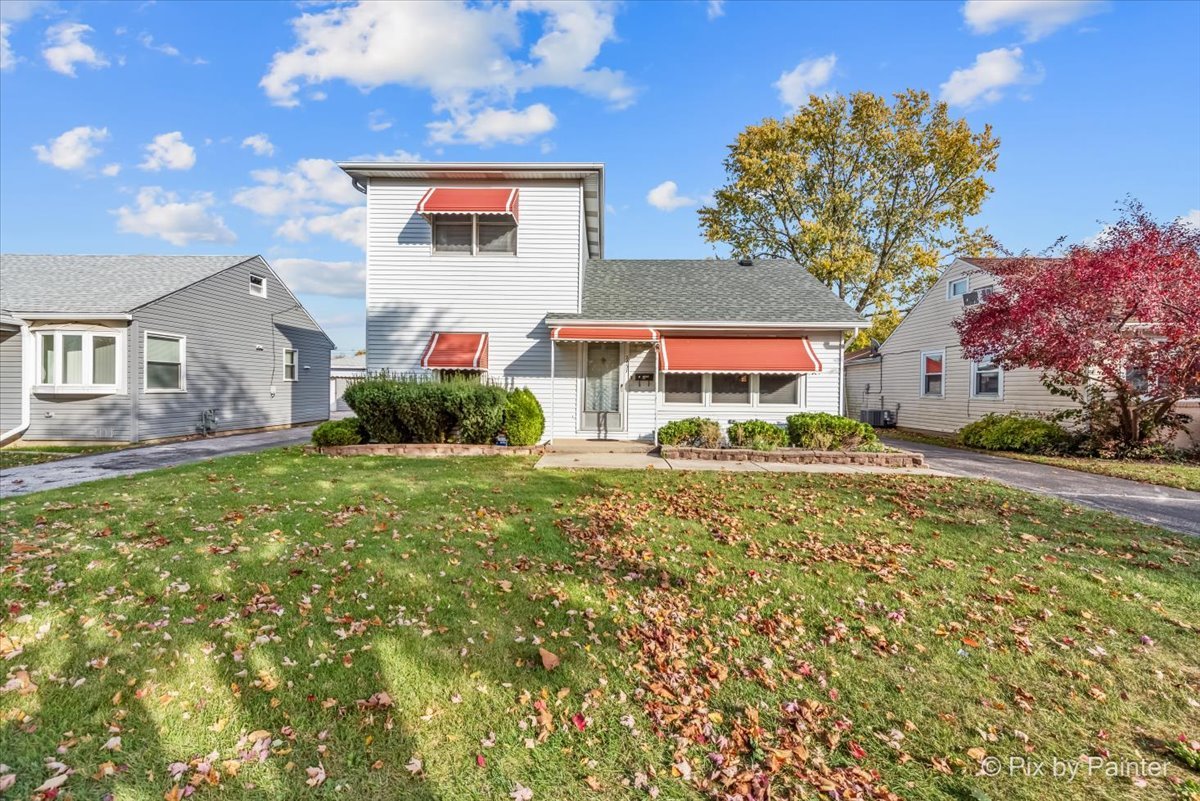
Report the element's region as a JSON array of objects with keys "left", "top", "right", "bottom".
[
  {"left": 962, "top": 290, "right": 980, "bottom": 306},
  {"left": 859, "top": 409, "right": 896, "bottom": 428}
]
